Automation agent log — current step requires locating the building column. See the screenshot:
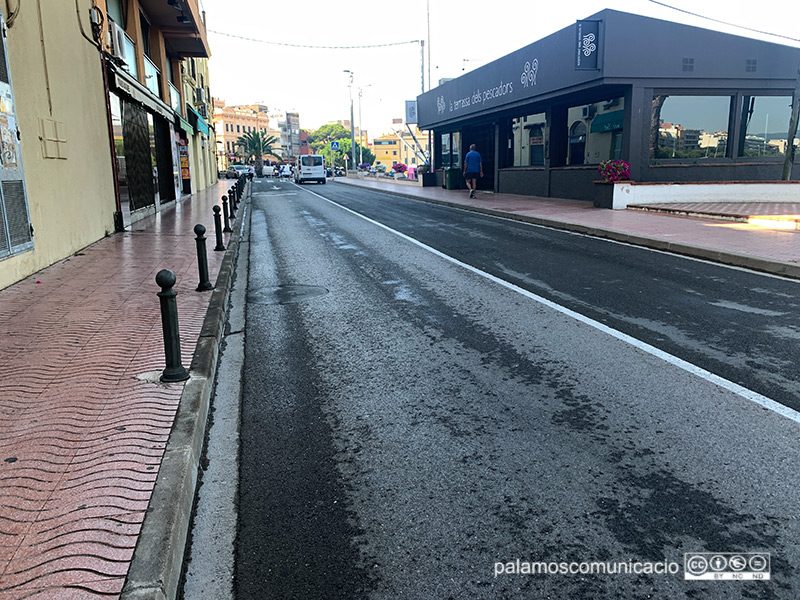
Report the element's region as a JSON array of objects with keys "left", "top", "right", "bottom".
[
  {"left": 624, "top": 85, "right": 649, "bottom": 182},
  {"left": 545, "top": 105, "right": 568, "bottom": 196}
]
